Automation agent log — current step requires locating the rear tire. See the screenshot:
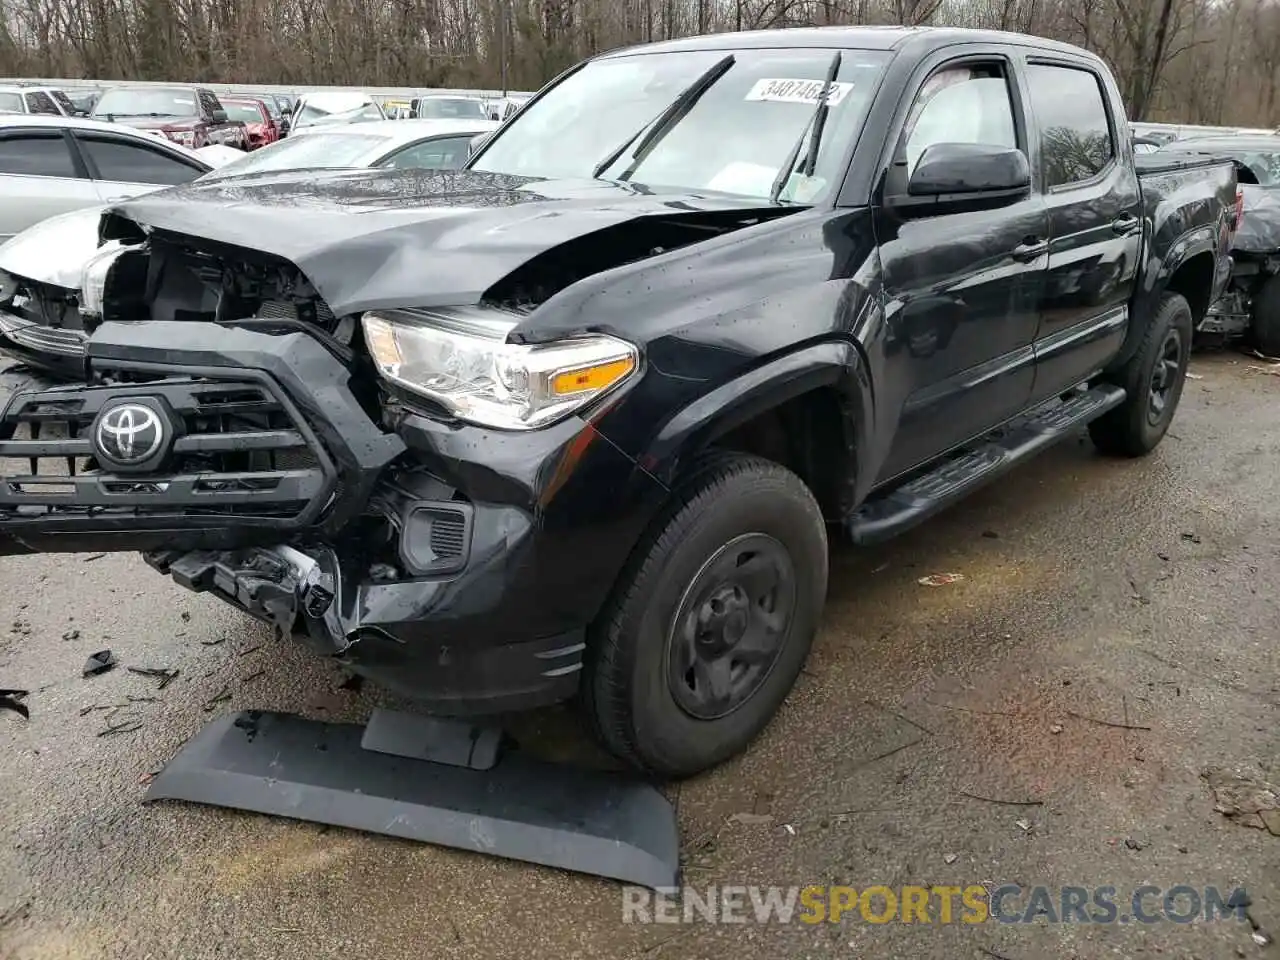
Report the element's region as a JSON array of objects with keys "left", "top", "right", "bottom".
[
  {"left": 1251, "top": 274, "right": 1280, "bottom": 357},
  {"left": 583, "top": 452, "right": 828, "bottom": 779},
  {"left": 1089, "top": 291, "right": 1192, "bottom": 457}
]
